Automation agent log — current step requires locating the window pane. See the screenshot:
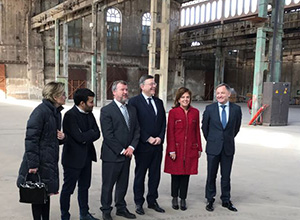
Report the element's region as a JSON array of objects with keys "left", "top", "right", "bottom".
[
  {"left": 244, "top": 0, "right": 250, "bottom": 14},
  {"left": 201, "top": 5, "right": 205, "bottom": 23},
  {"left": 225, "top": 0, "right": 230, "bottom": 18},
  {"left": 285, "top": 0, "right": 292, "bottom": 5},
  {"left": 211, "top": 1, "right": 216, "bottom": 21},
  {"left": 206, "top": 3, "right": 211, "bottom": 22},
  {"left": 217, "top": 0, "right": 223, "bottom": 19},
  {"left": 191, "top": 7, "right": 195, "bottom": 25},
  {"left": 251, "top": 0, "right": 257, "bottom": 13},
  {"left": 195, "top": 6, "right": 200, "bottom": 24},
  {"left": 185, "top": 8, "right": 190, "bottom": 26},
  {"left": 181, "top": 9, "right": 185, "bottom": 26},
  {"left": 238, "top": 0, "right": 243, "bottom": 15},
  {"left": 231, "top": 0, "right": 237, "bottom": 16}
]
